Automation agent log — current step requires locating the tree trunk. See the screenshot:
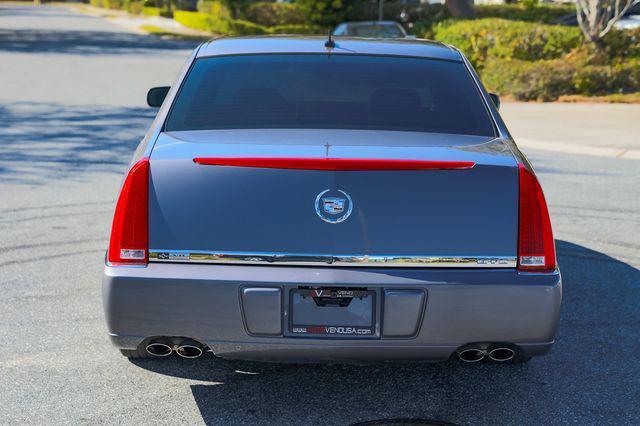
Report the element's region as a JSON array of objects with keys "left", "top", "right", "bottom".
[
  {"left": 576, "top": 0, "right": 638, "bottom": 46},
  {"left": 445, "top": 0, "right": 476, "bottom": 19}
]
